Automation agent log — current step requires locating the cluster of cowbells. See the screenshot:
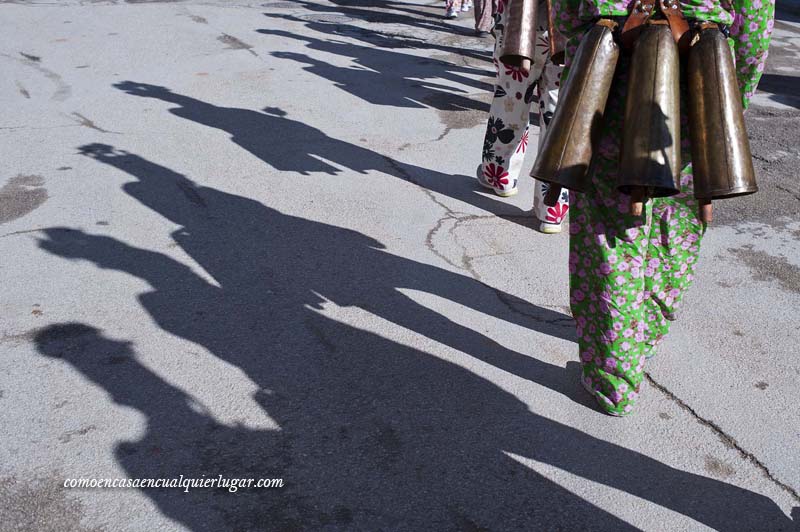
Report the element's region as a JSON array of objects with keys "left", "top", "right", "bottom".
[{"left": 531, "top": 20, "right": 757, "bottom": 202}]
